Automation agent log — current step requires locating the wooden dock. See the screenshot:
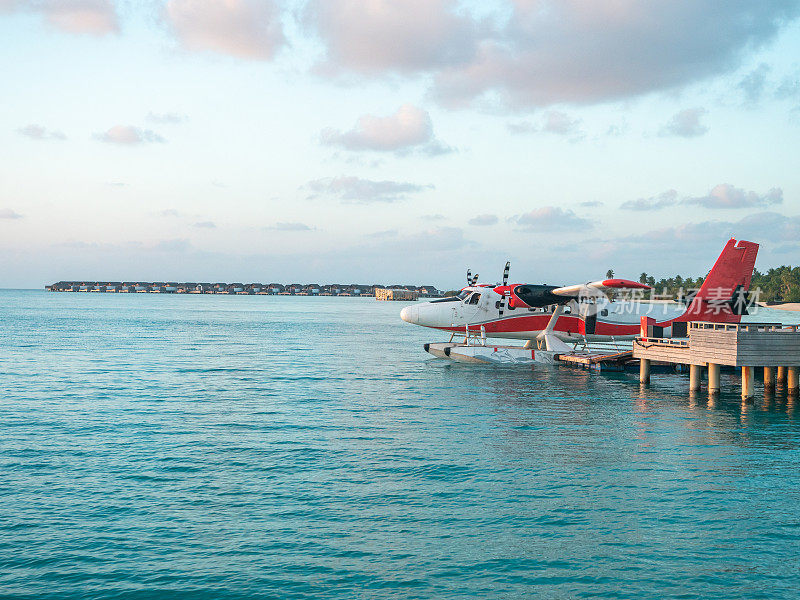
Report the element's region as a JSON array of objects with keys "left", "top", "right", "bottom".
[
  {"left": 633, "top": 321, "right": 800, "bottom": 398},
  {"left": 556, "top": 350, "right": 633, "bottom": 372}
]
